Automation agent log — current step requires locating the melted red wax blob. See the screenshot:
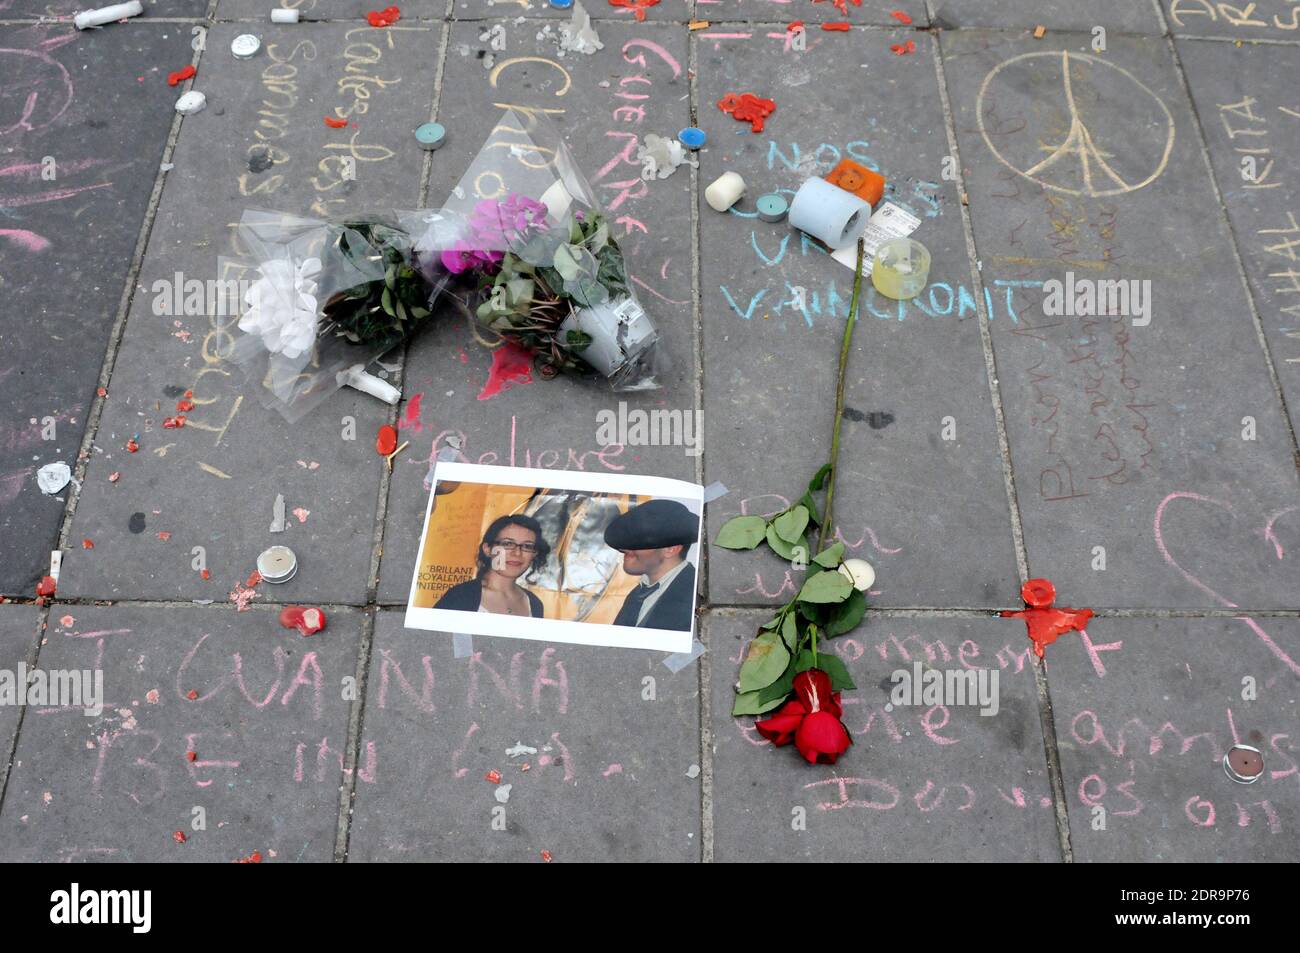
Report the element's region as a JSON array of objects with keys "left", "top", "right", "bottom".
[
  {"left": 36, "top": 575, "right": 57, "bottom": 598},
  {"left": 167, "top": 65, "right": 196, "bottom": 87},
  {"left": 279, "top": 605, "right": 326, "bottom": 636},
  {"left": 891, "top": 9, "right": 912, "bottom": 24},
  {"left": 186, "top": 689, "right": 199, "bottom": 701},
  {"left": 478, "top": 341, "right": 534, "bottom": 400},
  {"left": 1000, "top": 578, "right": 1094, "bottom": 659},
  {"left": 324, "top": 116, "right": 348, "bottom": 128},
  {"left": 366, "top": 6, "right": 400, "bottom": 26},
  {"left": 173, "top": 831, "right": 187, "bottom": 844},
  {"left": 822, "top": 22, "right": 851, "bottom": 30},
  {"left": 485, "top": 769, "right": 502, "bottom": 784},
  {"left": 607, "top": 0, "right": 659, "bottom": 21},
  {"left": 376, "top": 424, "right": 398, "bottom": 456},
  {"left": 718, "top": 93, "right": 776, "bottom": 133}
]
